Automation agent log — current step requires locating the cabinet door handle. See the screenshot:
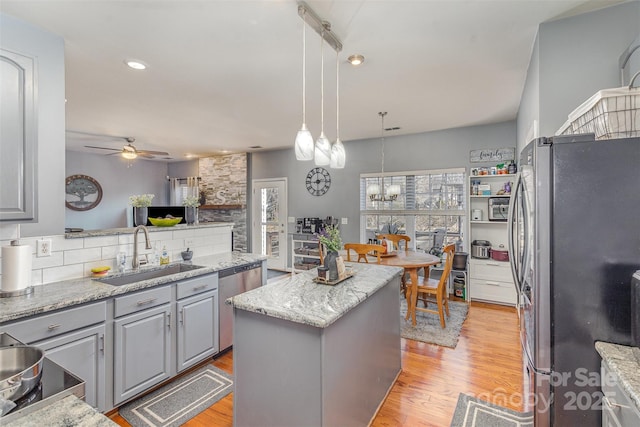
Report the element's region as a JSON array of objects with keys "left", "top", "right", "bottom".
[
  {"left": 486, "top": 262, "right": 501, "bottom": 266},
  {"left": 99, "top": 334, "right": 104, "bottom": 353},
  {"left": 48, "top": 324, "right": 61, "bottom": 330},
  {"left": 603, "top": 395, "right": 629, "bottom": 410},
  {"left": 192, "top": 284, "right": 207, "bottom": 292},
  {"left": 167, "top": 312, "right": 171, "bottom": 329},
  {"left": 136, "top": 297, "right": 157, "bottom": 306},
  {"left": 485, "top": 281, "right": 502, "bottom": 287},
  {"left": 180, "top": 309, "right": 184, "bottom": 324}
]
